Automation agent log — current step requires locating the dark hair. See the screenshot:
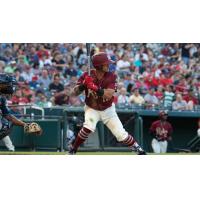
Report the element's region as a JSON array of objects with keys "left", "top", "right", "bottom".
[{"left": 127, "top": 83, "right": 133, "bottom": 94}]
